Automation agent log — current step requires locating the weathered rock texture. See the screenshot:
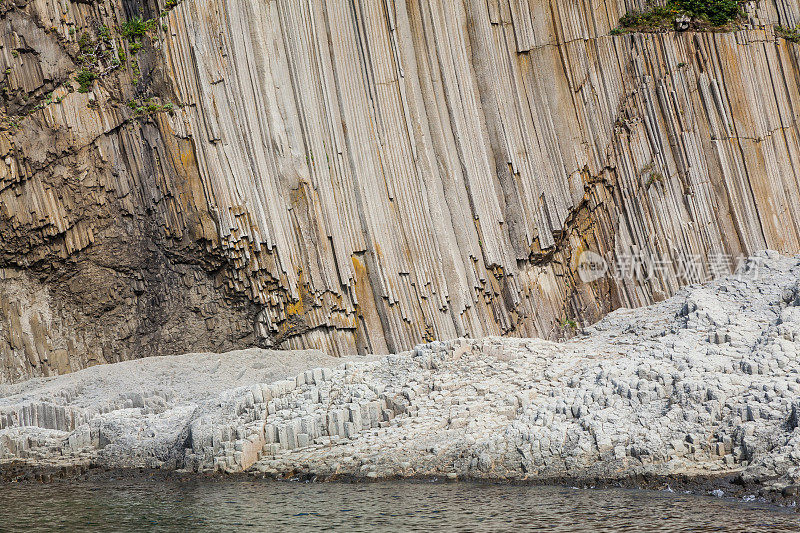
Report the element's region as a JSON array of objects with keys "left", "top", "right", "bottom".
[
  {"left": 5, "top": 0, "right": 800, "bottom": 381},
  {"left": 5, "top": 252, "right": 800, "bottom": 495},
  {"left": 0, "top": 0, "right": 260, "bottom": 383}
]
